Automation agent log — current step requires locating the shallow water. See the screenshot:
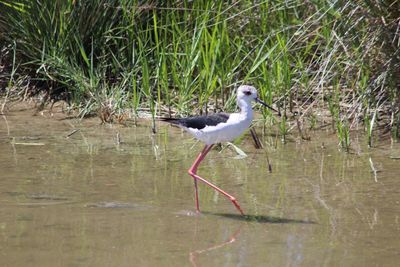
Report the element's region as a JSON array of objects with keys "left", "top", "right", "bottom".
[{"left": 1, "top": 108, "right": 400, "bottom": 267}]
